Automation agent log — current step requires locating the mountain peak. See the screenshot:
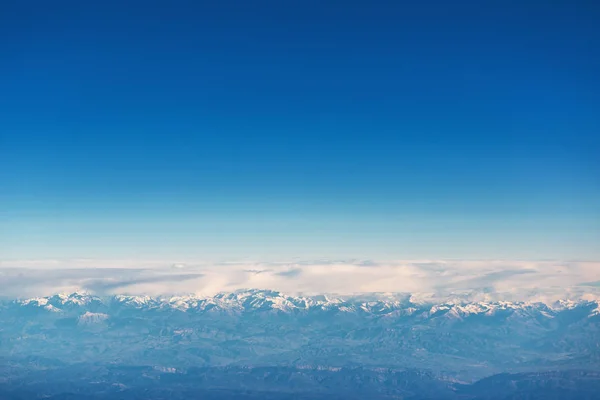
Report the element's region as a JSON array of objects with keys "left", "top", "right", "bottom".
[{"left": 12, "top": 290, "right": 599, "bottom": 320}]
